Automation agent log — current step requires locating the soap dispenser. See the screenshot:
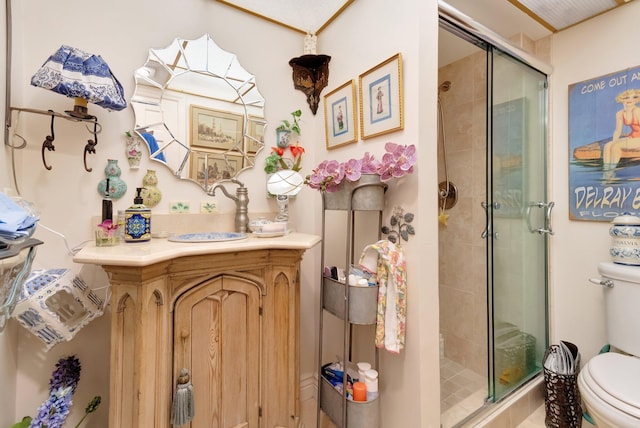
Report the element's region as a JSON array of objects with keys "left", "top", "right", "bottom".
[{"left": 124, "top": 187, "right": 151, "bottom": 242}]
